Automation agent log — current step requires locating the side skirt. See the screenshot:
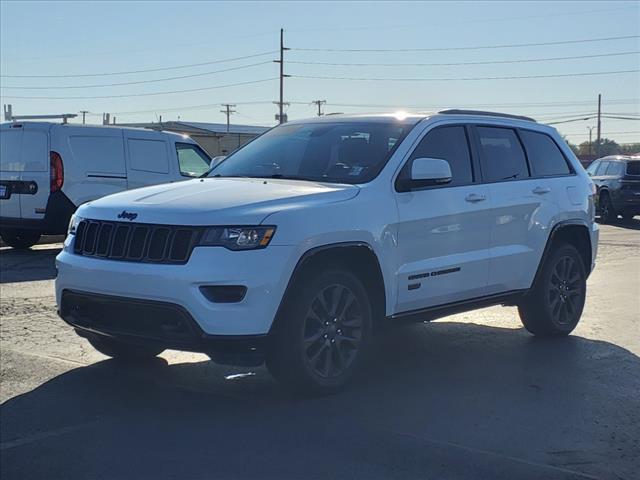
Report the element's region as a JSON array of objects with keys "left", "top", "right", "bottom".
[{"left": 387, "top": 290, "right": 528, "bottom": 325}]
